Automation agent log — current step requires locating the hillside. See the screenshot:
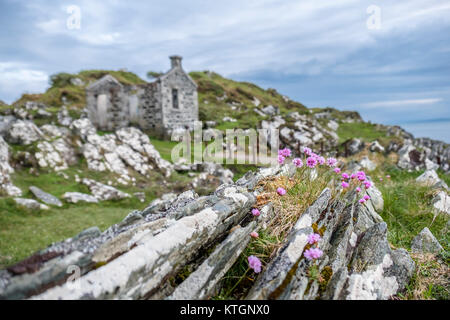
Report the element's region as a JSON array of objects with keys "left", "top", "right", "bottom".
[{"left": 0, "top": 69, "right": 449, "bottom": 300}]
